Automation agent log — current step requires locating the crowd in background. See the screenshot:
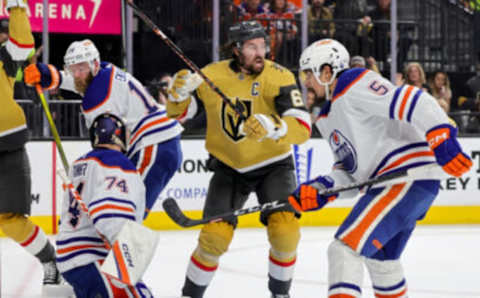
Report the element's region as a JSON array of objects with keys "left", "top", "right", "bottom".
[{"left": 11, "top": 0, "right": 480, "bottom": 137}]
